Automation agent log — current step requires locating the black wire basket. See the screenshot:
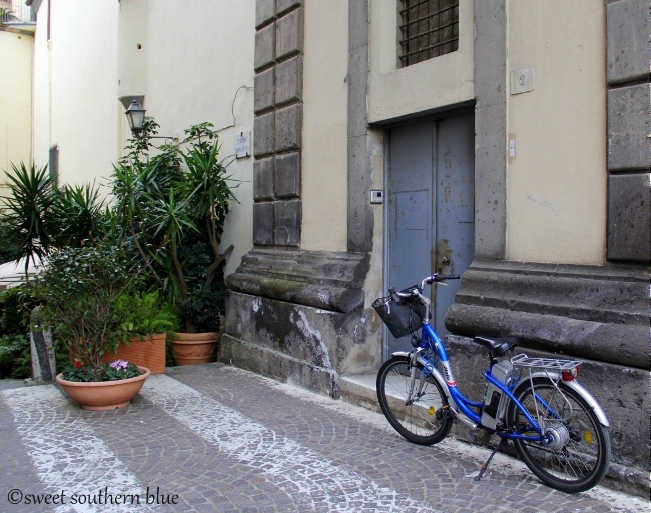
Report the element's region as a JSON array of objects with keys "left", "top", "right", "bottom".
[{"left": 372, "top": 295, "right": 426, "bottom": 338}]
